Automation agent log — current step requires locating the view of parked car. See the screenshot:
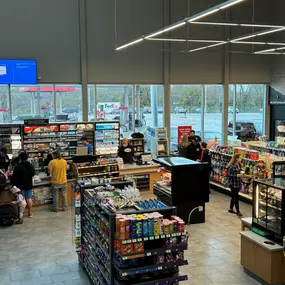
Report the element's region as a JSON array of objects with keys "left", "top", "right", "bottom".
[{"left": 228, "top": 121, "right": 260, "bottom": 141}]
